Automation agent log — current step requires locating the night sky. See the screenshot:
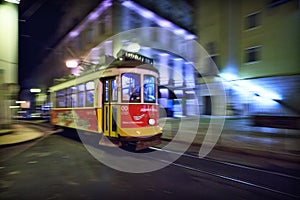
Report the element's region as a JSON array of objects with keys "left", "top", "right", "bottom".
[{"left": 18, "top": 0, "right": 69, "bottom": 90}]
